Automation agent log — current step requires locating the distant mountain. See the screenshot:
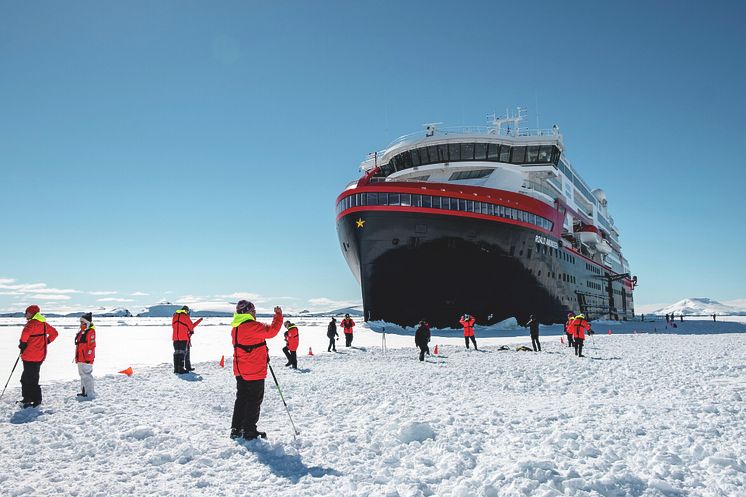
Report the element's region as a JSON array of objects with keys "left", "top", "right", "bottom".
[
  {"left": 653, "top": 298, "right": 746, "bottom": 316},
  {"left": 0, "top": 308, "right": 132, "bottom": 318}
]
